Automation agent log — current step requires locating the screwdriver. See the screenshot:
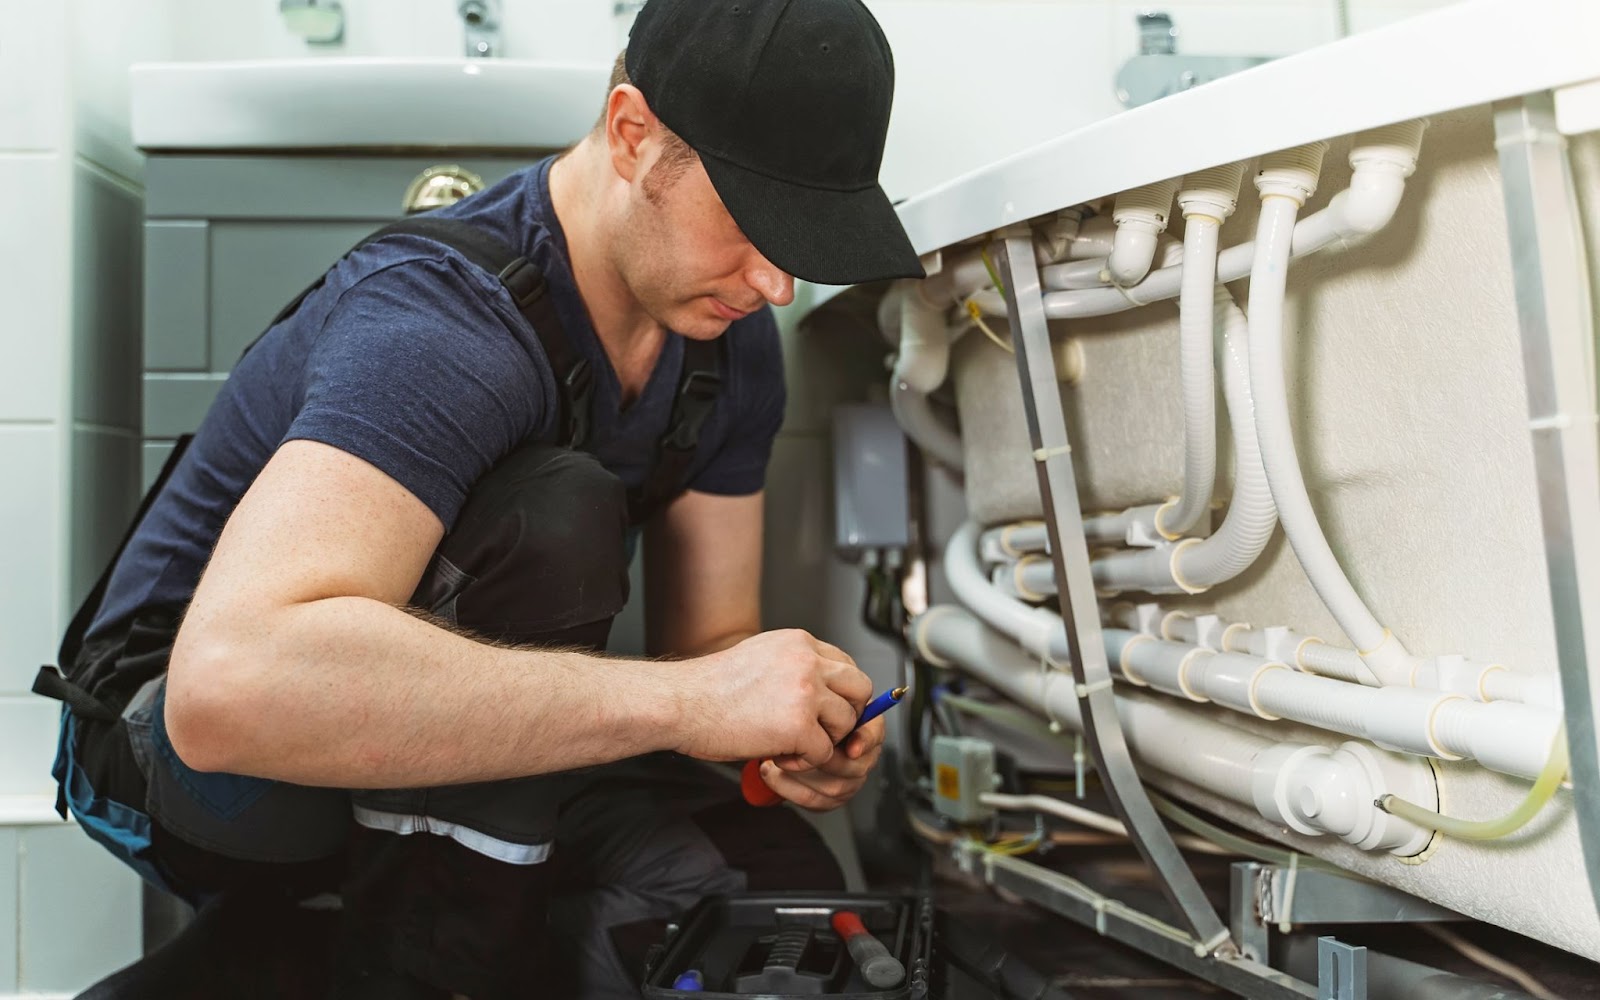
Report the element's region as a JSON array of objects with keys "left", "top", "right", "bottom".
[
  {"left": 832, "top": 910, "right": 905, "bottom": 988},
  {"left": 741, "top": 686, "right": 907, "bottom": 807}
]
